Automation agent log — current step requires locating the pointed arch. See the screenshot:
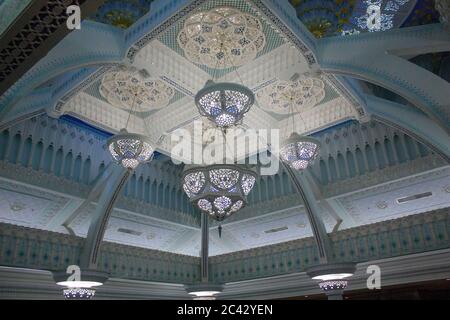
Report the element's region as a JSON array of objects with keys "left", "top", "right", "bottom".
[
  {"left": 63, "top": 151, "right": 73, "bottom": 179},
  {"left": 365, "top": 144, "right": 376, "bottom": 171},
  {"left": 346, "top": 151, "right": 356, "bottom": 178},
  {"left": 31, "top": 141, "right": 44, "bottom": 170},
  {"left": 337, "top": 153, "right": 347, "bottom": 179},
  {"left": 384, "top": 138, "right": 396, "bottom": 166},
  {"left": 393, "top": 134, "right": 407, "bottom": 163},
  {"left": 328, "top": 156, "right": 338, "bottom": 182},
  {"left": 403, "top": 134, "right": 417, "bottom": 160},
  {"left": 374, "top": 141, "right": 386, "bottom": 169},
  {"left": 54, "top": 147, "right": 64, "bottom": 176},
  {"left": 319, "top": 159, "right": 329, "bottom": 184}
]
